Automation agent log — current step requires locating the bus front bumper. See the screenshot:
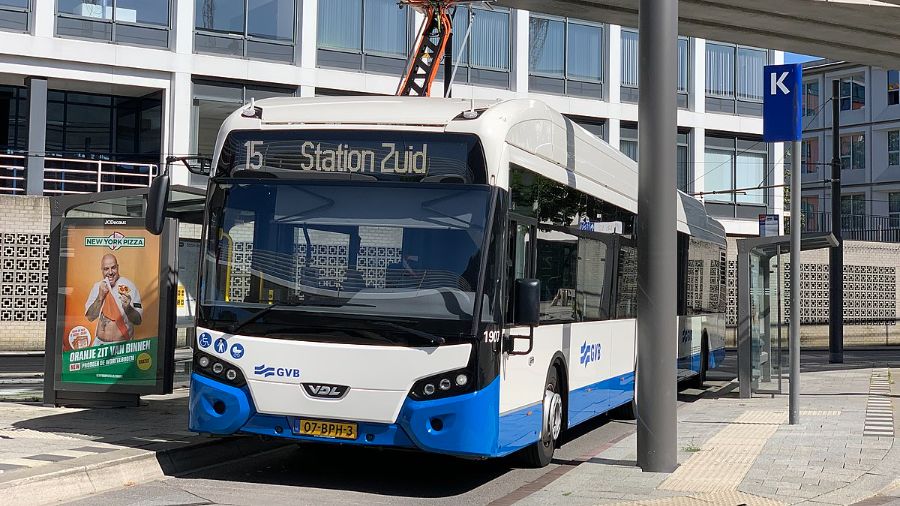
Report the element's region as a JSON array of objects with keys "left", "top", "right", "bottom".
[{"left": 189, "top": 373, "right": 501, "bottom": 458}]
